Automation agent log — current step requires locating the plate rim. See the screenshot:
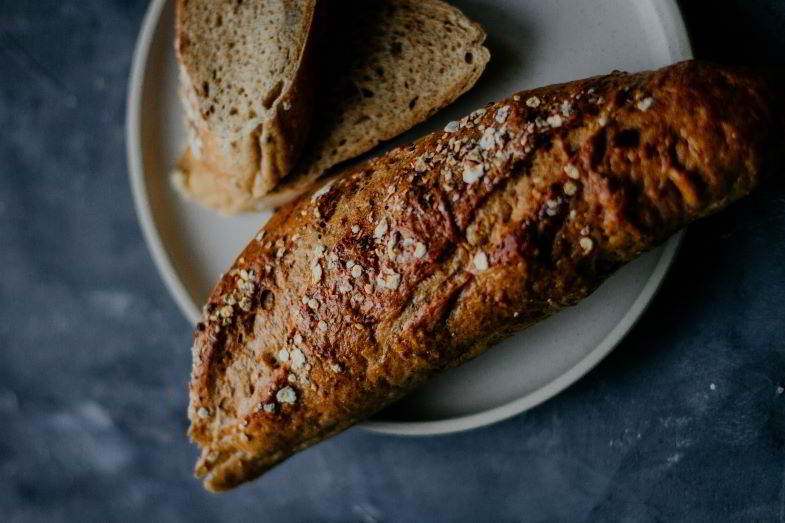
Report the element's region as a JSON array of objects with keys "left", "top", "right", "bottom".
[
  {"left": 127, "top": 0, "right": 693, "bottom": 437},
  {"left": 127, "top": 0, "right": 200, "bottom": 326}
]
